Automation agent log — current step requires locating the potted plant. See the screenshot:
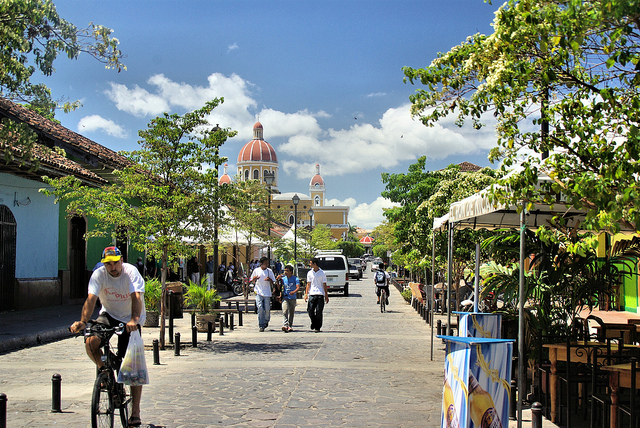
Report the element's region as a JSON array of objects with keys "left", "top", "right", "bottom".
[
  {"left": 144, "top": 277, "right": 162, "bottom": 327},
  {"left": 184, "top": 277, "right": 221, "bottom": 332}
]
